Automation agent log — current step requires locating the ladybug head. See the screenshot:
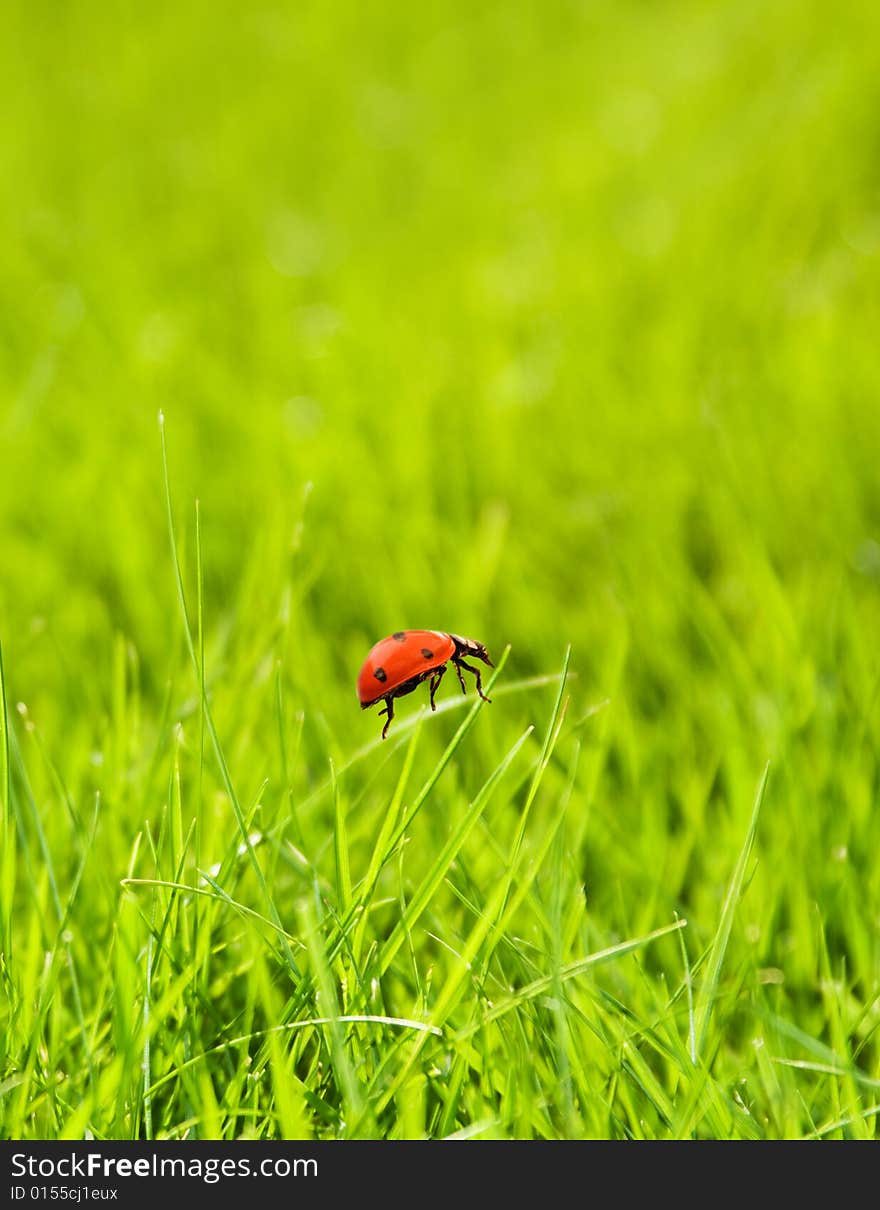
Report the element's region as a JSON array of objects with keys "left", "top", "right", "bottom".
[{"left": 449, "top": 634, "right": 494, "bottom": 666}]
